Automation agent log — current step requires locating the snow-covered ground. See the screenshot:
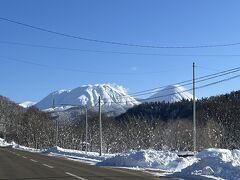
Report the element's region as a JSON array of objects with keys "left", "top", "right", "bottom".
[
  {"left": 171, "top": 148, "right": 240, "bottom": 180},
  {"left": 1, "top": 139, "right": 240, "bottom": 180},
  {"left": 97, "top": 149, "right": 197, "bottom": 172},
  {"left": 42, "top": 146, "right": 115, "bottom": 164},
  {"left": 0, "top": 138, "right": 12, "bottom": 147}
]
